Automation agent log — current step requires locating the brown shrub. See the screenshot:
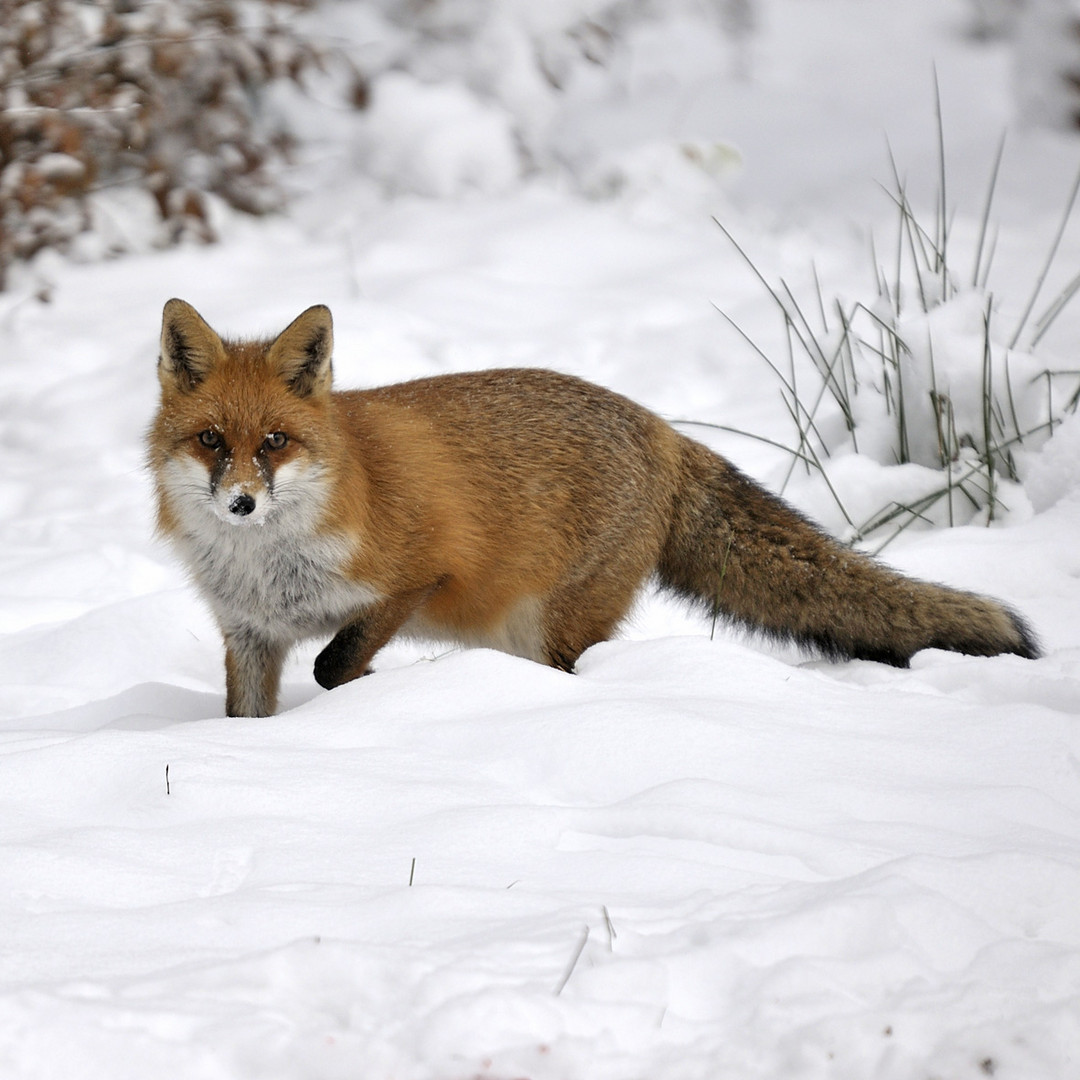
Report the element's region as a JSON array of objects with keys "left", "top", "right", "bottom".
[{"left": 0, "top": 0, "right": 324, "bottom": 287}]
